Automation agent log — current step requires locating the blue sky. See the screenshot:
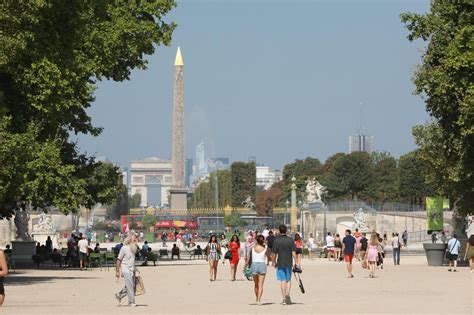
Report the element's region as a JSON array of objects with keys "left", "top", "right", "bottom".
[{"left": 77, "top": 0, "right": 430, "bottom": 170}]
